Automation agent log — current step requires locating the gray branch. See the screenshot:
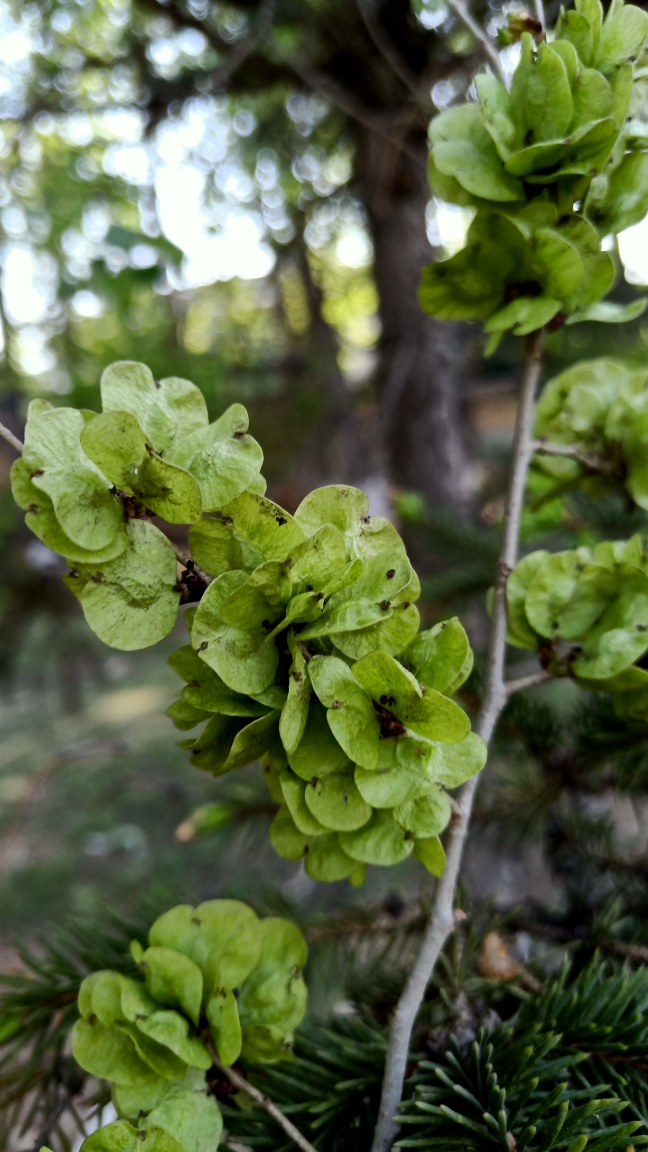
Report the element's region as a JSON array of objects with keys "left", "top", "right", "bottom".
[
  {"left": 369, "top": 328, "right": 545, "bottom": 1152},
  {"left": 445, "top": 0, "right": 507, "bottom": 84},
  {"left": 0, "top": 420, "right": 24, "bottom": 453},
  {"left": 532, "top": 438, "right": 607, "bottom": 472},
  {"left": 204, "top": 1039, "right": 318, "bottom": 1152},
  {"left": 505, "top": 668, "right": 553, "bottom": 696},
  {"left": 355, "top": 0, "right": 426, "bottom": 100},
  {"left": 172, "top": 544, "right": 213, "bottom": 587}
]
